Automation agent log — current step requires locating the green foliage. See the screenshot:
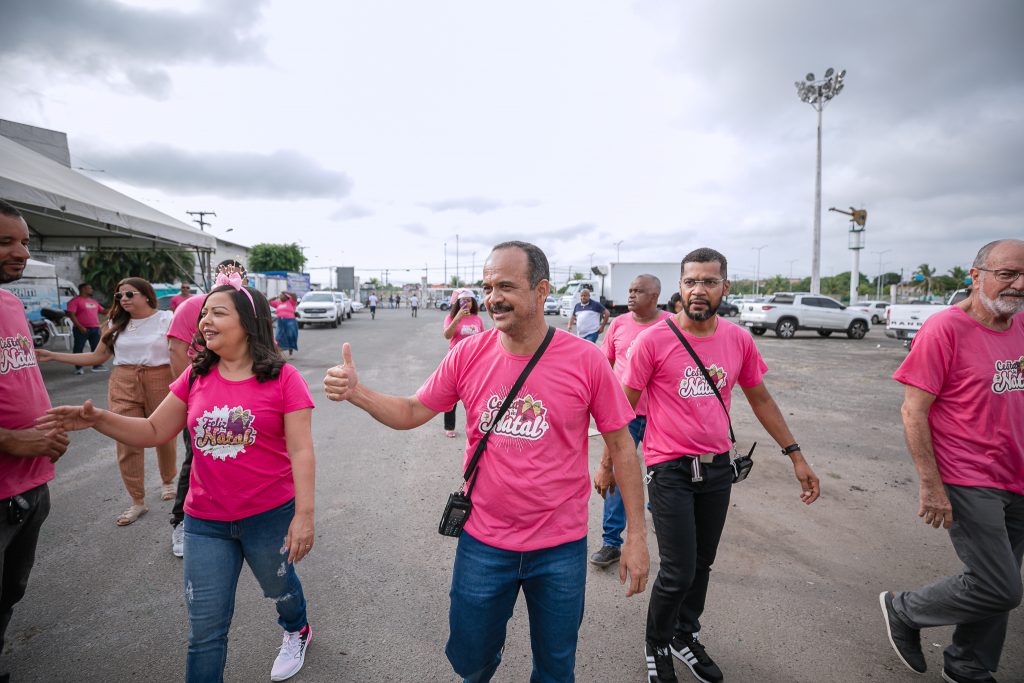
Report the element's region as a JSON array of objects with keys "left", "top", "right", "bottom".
[
  {"left": 762, "top": 274, "right": 789, "bottom": 294},
  {"left": 948, "top": 265, "right": 969, "bottom": 285},
  {"left": 248, "top": 243, "right": 305, "bottom": 273},
  {"left": 79, "top": 249, "right": 195, "bottom": 303},
  {"left": 449, "top": 275, "right": 465, "bottom": 287},
  {"left": 914, "top": 263, "right": 937, "bottom": 296},
  {"left": 572, "top": 272, "right": 585, "bottom": 281}
]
